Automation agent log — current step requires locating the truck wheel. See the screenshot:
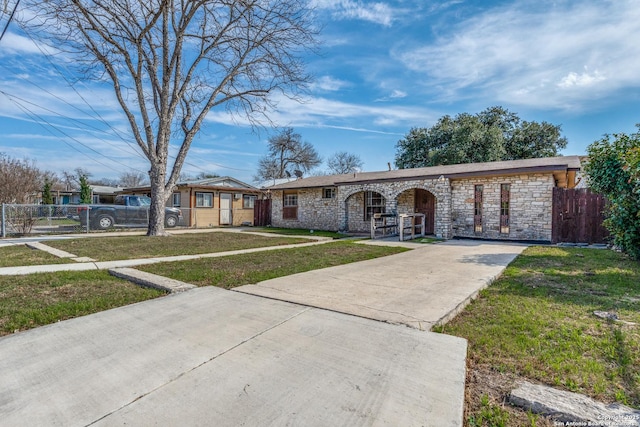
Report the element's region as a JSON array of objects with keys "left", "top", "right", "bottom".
[
  {"left": 95, "top": 215, "right": 115, "bottom": 229},
  {"left": 165, "top": 215, "right": 178, "bottom": 228}
]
